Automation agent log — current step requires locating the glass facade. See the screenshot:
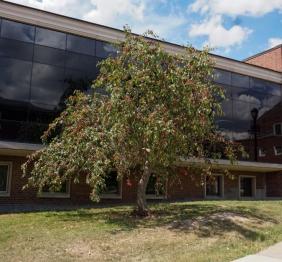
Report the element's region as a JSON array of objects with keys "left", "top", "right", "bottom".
[
  {"left": 0, "top": 18, "right": 117, "bottom": 143},
  {"left": 0, "top": 18, "right": 281, "bottom": 165},
  {"left": 214, "top": 69, "right": 282, "bottom": 163}
]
